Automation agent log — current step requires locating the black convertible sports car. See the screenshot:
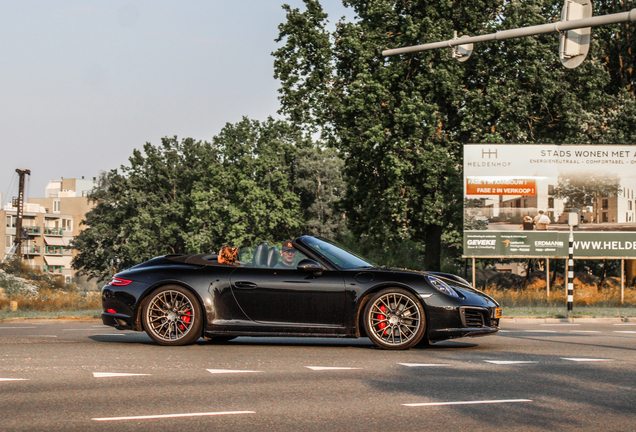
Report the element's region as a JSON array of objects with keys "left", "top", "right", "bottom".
[{"left": 102, "top": 236, "right": 501, "bottom": 350}]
